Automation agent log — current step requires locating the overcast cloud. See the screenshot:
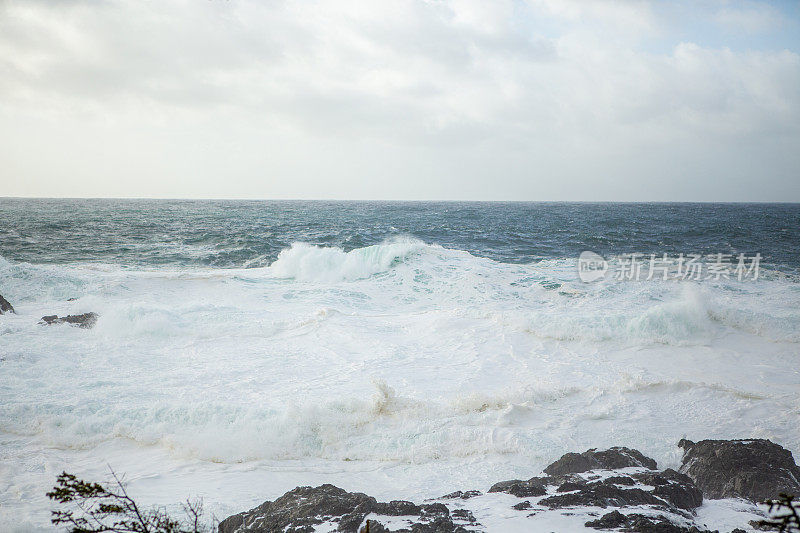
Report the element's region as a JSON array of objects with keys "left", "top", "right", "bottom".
[{"left": 1, "top": 0, "right": 798, "bottom": 200}]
